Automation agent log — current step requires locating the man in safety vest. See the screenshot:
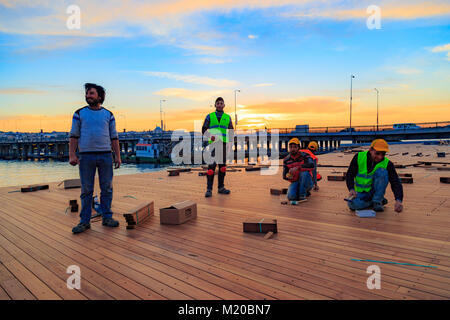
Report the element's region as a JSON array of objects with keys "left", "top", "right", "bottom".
[
  {"left": 283, "top": 138, "right": 315, "bottom": 201},
  {"left": 300, "top": 141, "right": 321, "bottom": 191},
  {"left": 346, "top": 139, "right": 403, "bottom": 212},
  {"left": 202, "top": 97, "right": 234, "bottom": 198}
]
